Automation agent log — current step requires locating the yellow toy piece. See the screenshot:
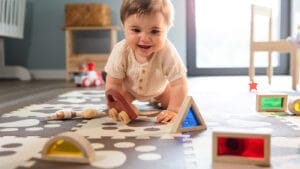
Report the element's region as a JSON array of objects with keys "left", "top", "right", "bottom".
[
  {"left": 288, "top": 98, "right": 300, "bottom": 115},
  {"left": 41, "top": 132, "right": 95, "bottom": 164}
]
